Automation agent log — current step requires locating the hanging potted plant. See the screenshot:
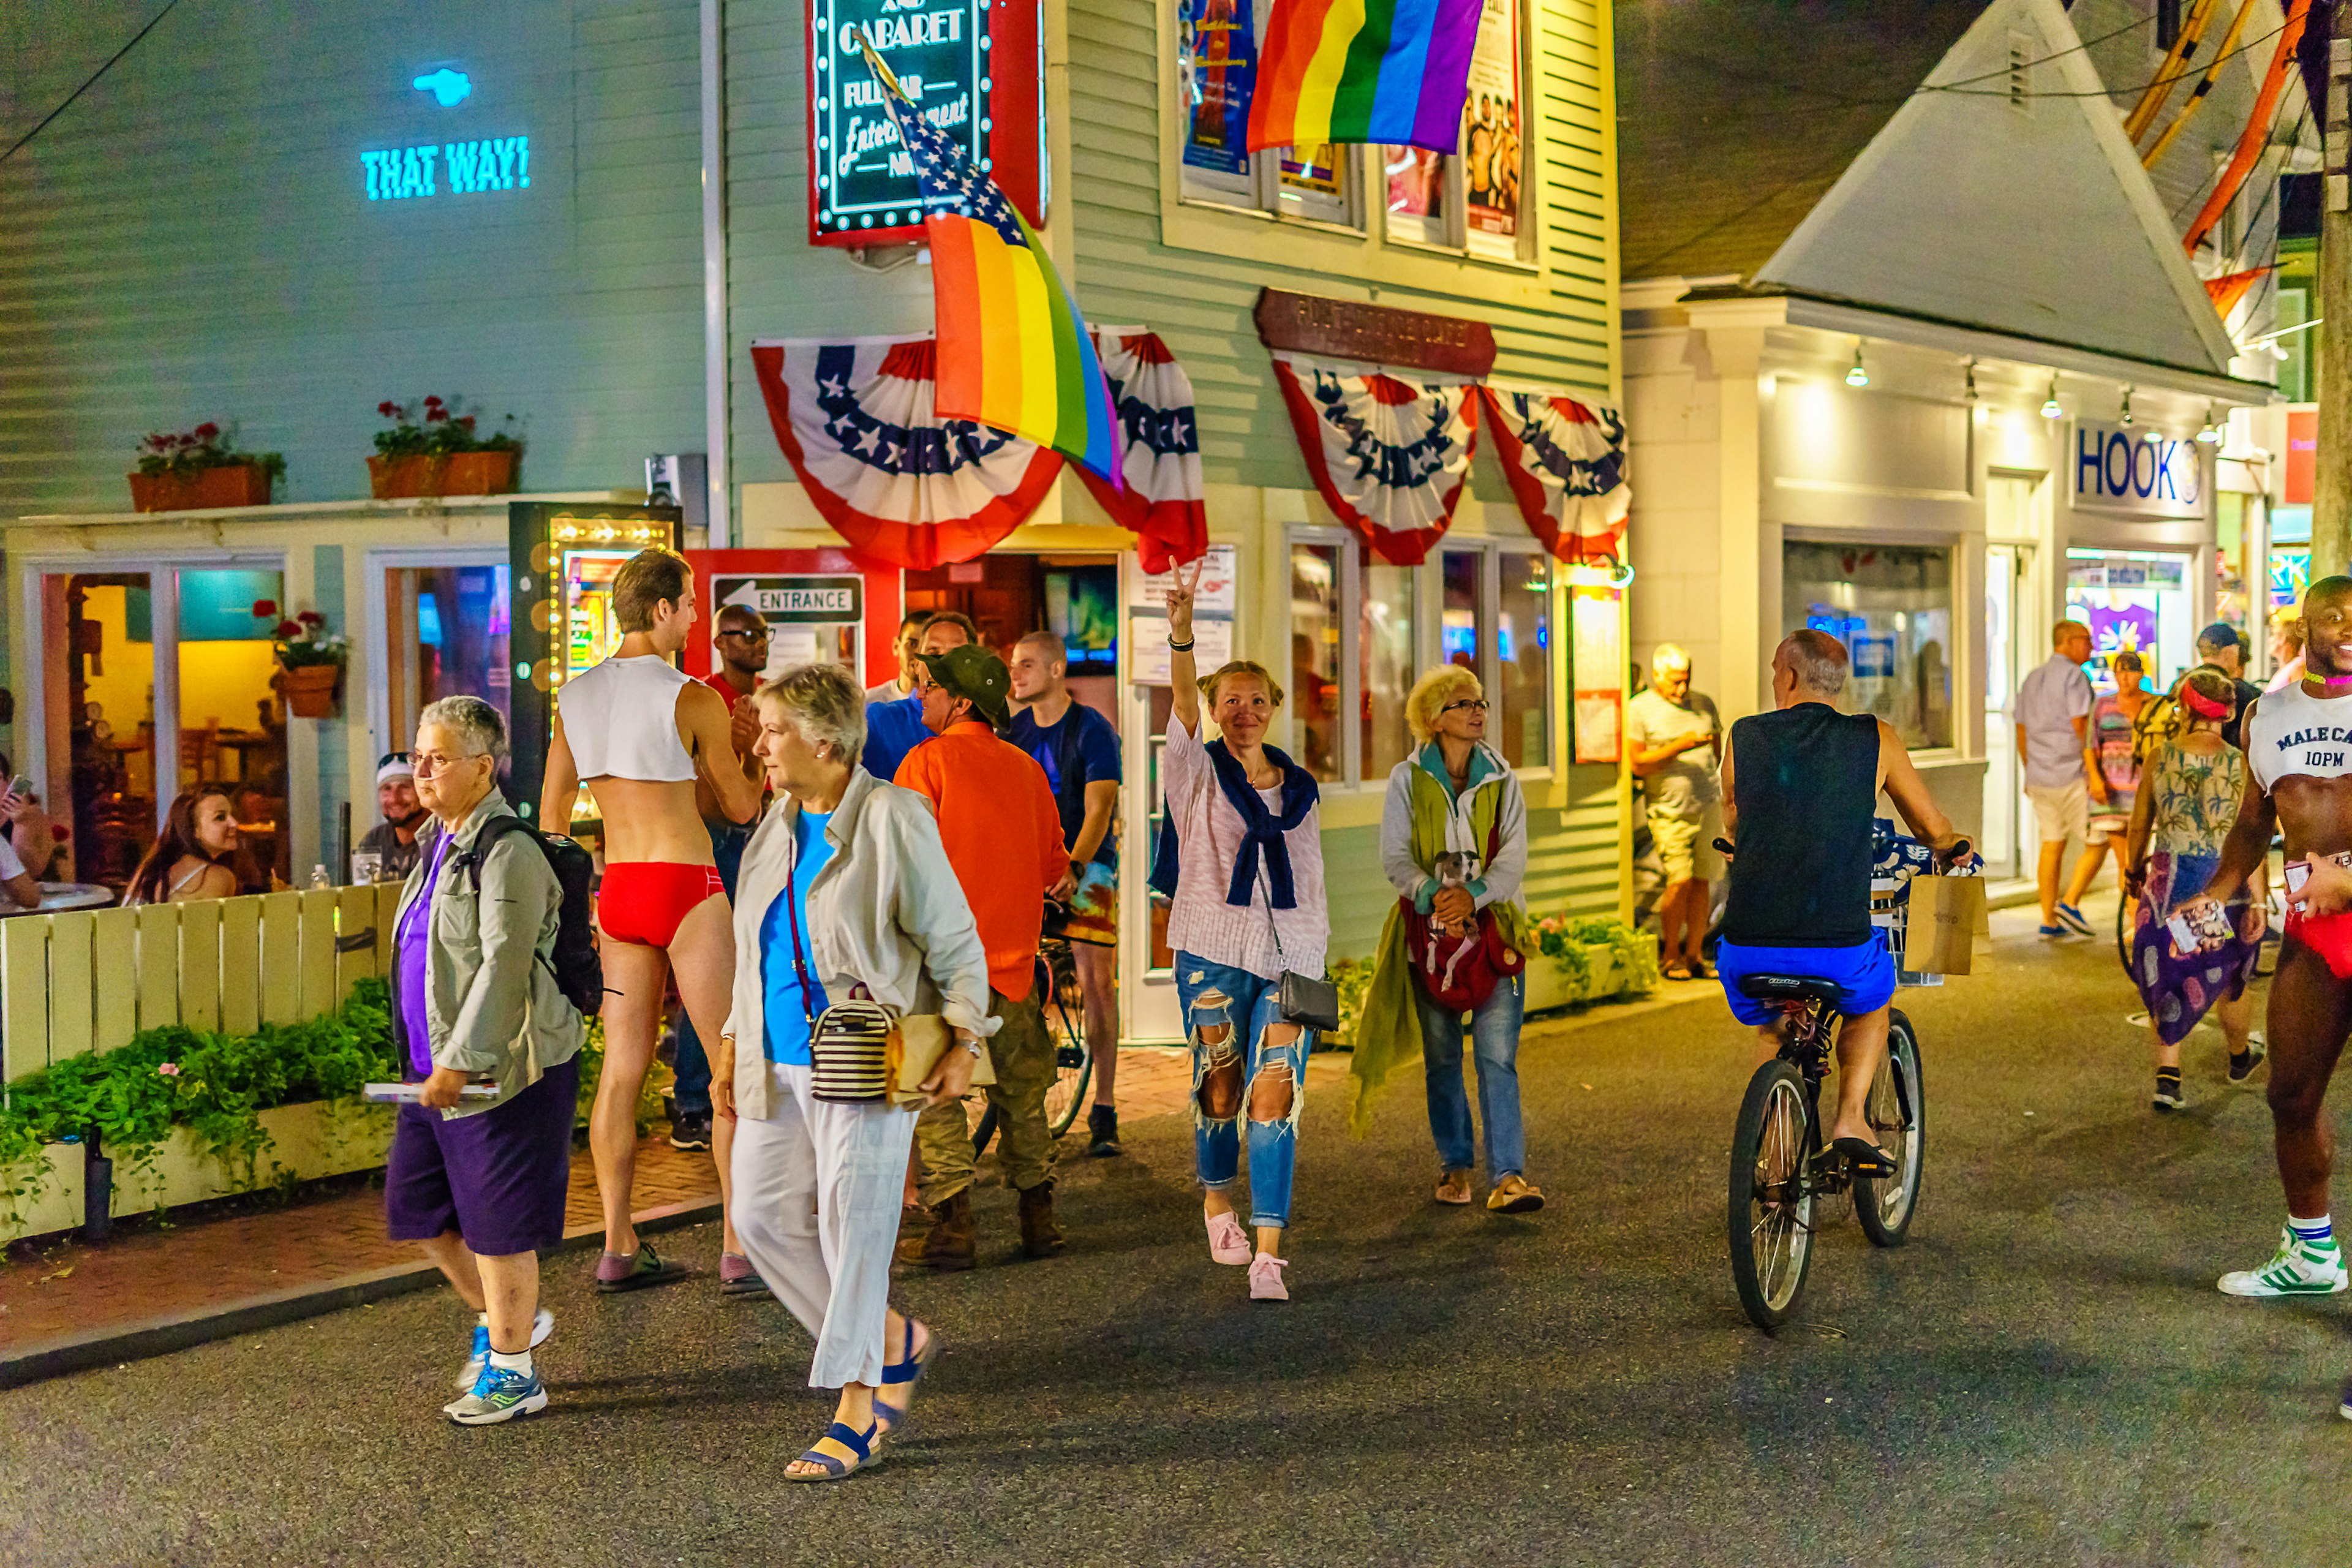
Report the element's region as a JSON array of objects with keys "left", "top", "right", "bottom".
[
  {"left": 127, "top": 424, "right": 285, "bottom": 512},
  {"left": 254, "top": 599, "right": 349, "bottom": 719},
  {"left": 368, "top": 395, "right": 522, "bottom": 499}
]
